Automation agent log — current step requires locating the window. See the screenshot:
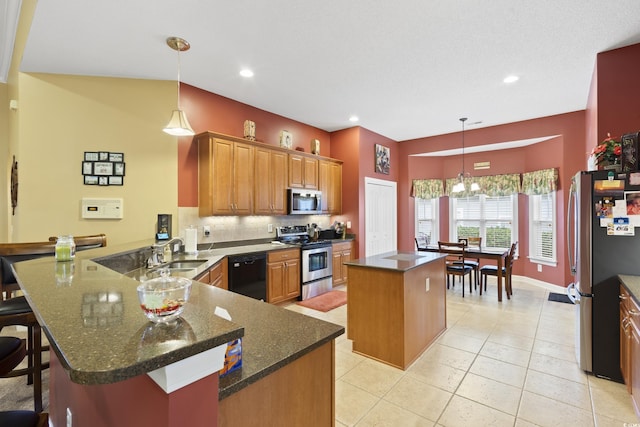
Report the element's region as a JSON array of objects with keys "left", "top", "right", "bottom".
[
  {"left": 415, "top": 197, "right": 439, "bottom": 246},
  {"left": 450, "top": 194, "right": 517, "bottom": 250},
  {"left": 529, "top": 192, "right": 556, "bottom": 265}
]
